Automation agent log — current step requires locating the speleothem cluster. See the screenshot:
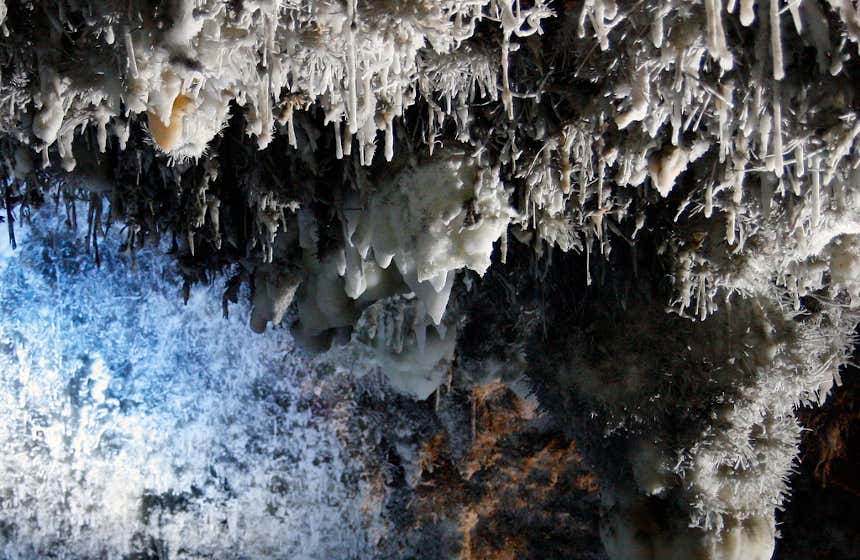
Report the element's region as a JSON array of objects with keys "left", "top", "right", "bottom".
[{"left": 0, "top": 1, "right": 859, "bottom": 558}]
